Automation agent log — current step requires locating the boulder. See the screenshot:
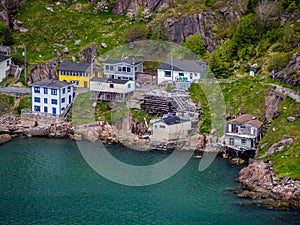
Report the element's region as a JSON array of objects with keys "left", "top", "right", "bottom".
[
  {"left": 100, "top": 42, "right": 107, "bottom": 48},
  {"left": 29, "top": 58, "right": 59, "bottom": 83},
  {"left": 287, "top": 116, "right": 296, "bottom": 122},
  {"left": 75, "top": 40, "right": 81, "bottom": 45},
  {"left": 20, "top": 27, "right": 29, "bottom": 33},
  {"left": 0, "top": 134, "right": 12, "bottom": 144},
  {"left": 80, "top": 43, "right": 98, "bottom": 63}
]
